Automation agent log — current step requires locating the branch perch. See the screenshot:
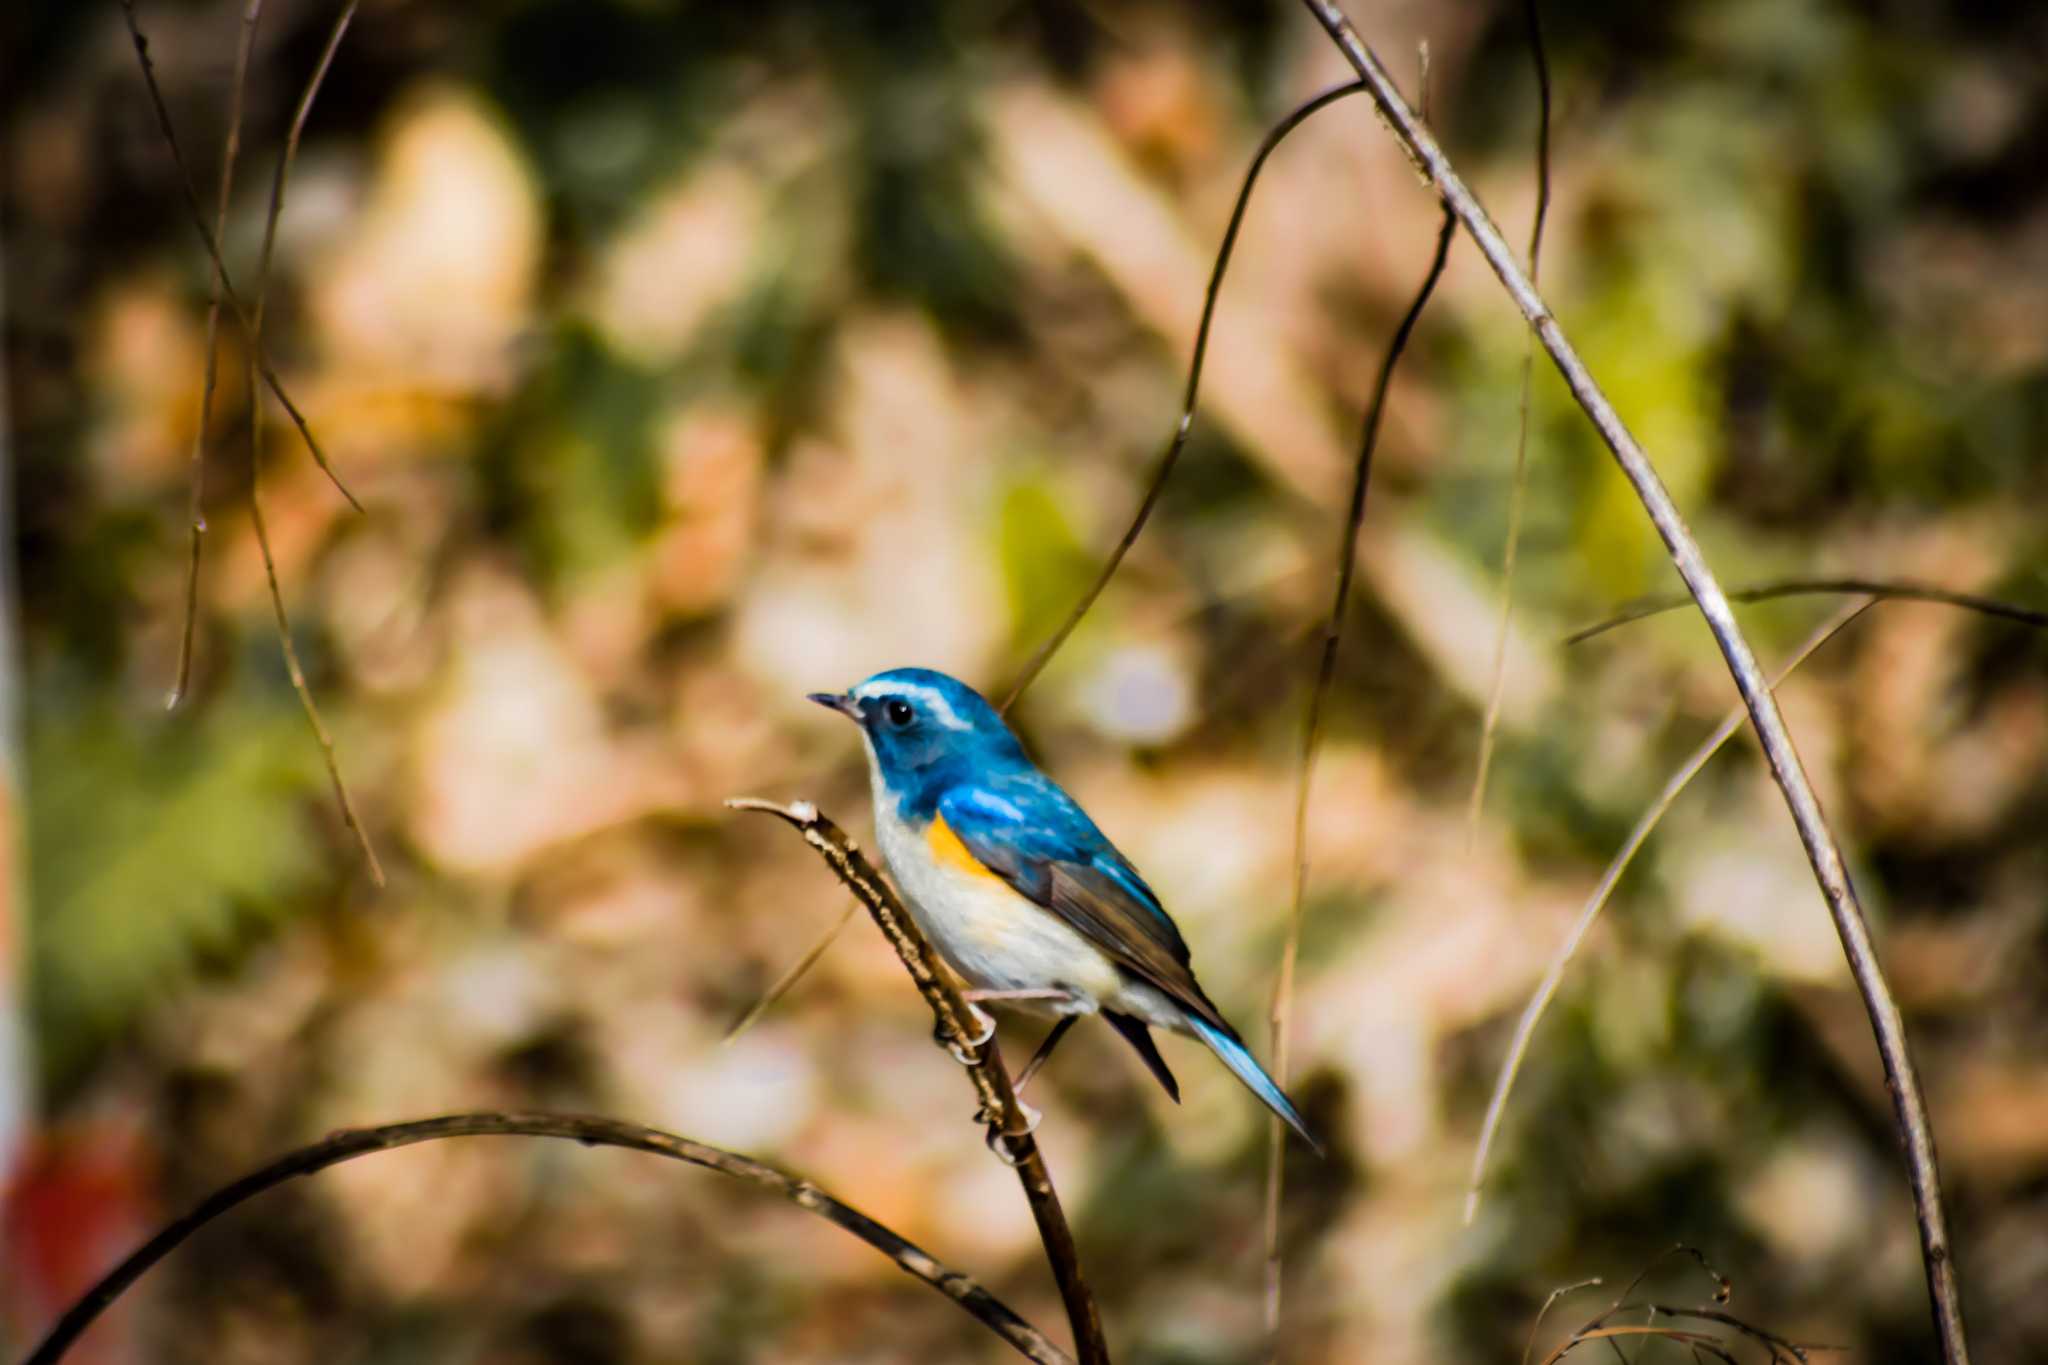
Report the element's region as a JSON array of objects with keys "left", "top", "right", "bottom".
[
  {"left": 22, "top": 1113, "right": 1072, "bottom": 1365},
  {"left": 727, "top": 798, "right": 1110, "bottom": 1365},
  {"left": 1297, "top": 4, "right": 1968, "bottom": 1357}
]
